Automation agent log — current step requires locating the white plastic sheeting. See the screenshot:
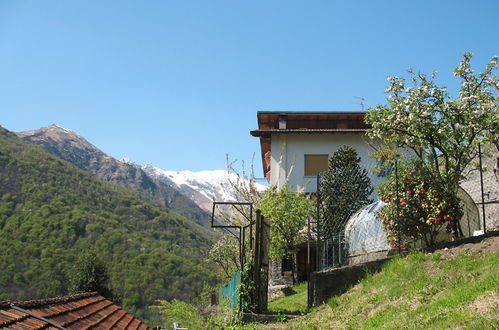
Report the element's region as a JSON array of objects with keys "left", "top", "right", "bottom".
[{"left": 344, "top": 201, "right": 390, "bottom": 256}]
